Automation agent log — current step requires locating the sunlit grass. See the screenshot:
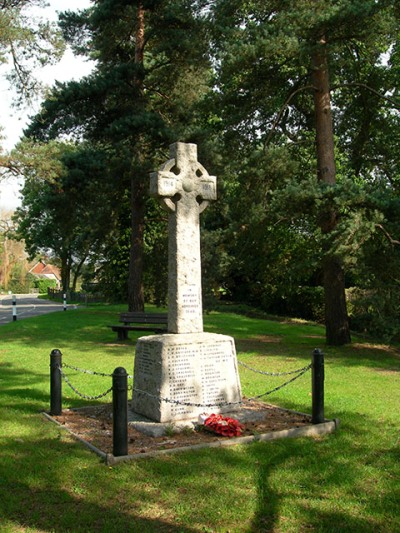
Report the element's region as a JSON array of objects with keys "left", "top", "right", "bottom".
[{"left": 0, "top": 304, "right": 399, "bottom": 531}]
